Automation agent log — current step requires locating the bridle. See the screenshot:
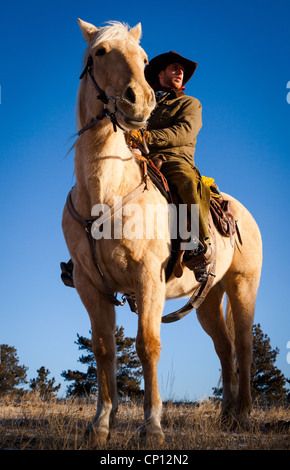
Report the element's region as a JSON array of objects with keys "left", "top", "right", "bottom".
[
  {"left": 77, "top": 54, "right": 150, "bottom": 154},
  {"left": 78, "top": 54, "right": 125, "bottom": 135}
]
